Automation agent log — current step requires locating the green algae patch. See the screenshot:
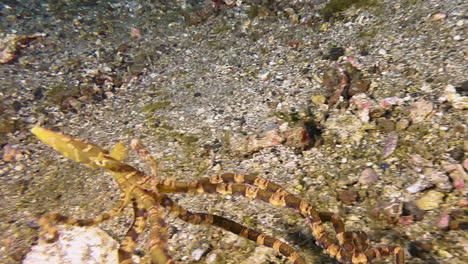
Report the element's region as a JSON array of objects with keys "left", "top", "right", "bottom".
[
  {"left": 212, "top": 24, "right": 231, "bottom": 34},
  {"left": 44, "top": 82, "right": 79, "bottom": 106},
  {"left": 143, "top": 101, "right": 171, "bottom": 112},
  {"left": 321, "top": 0, "right": 382, "bottom": 20}
]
